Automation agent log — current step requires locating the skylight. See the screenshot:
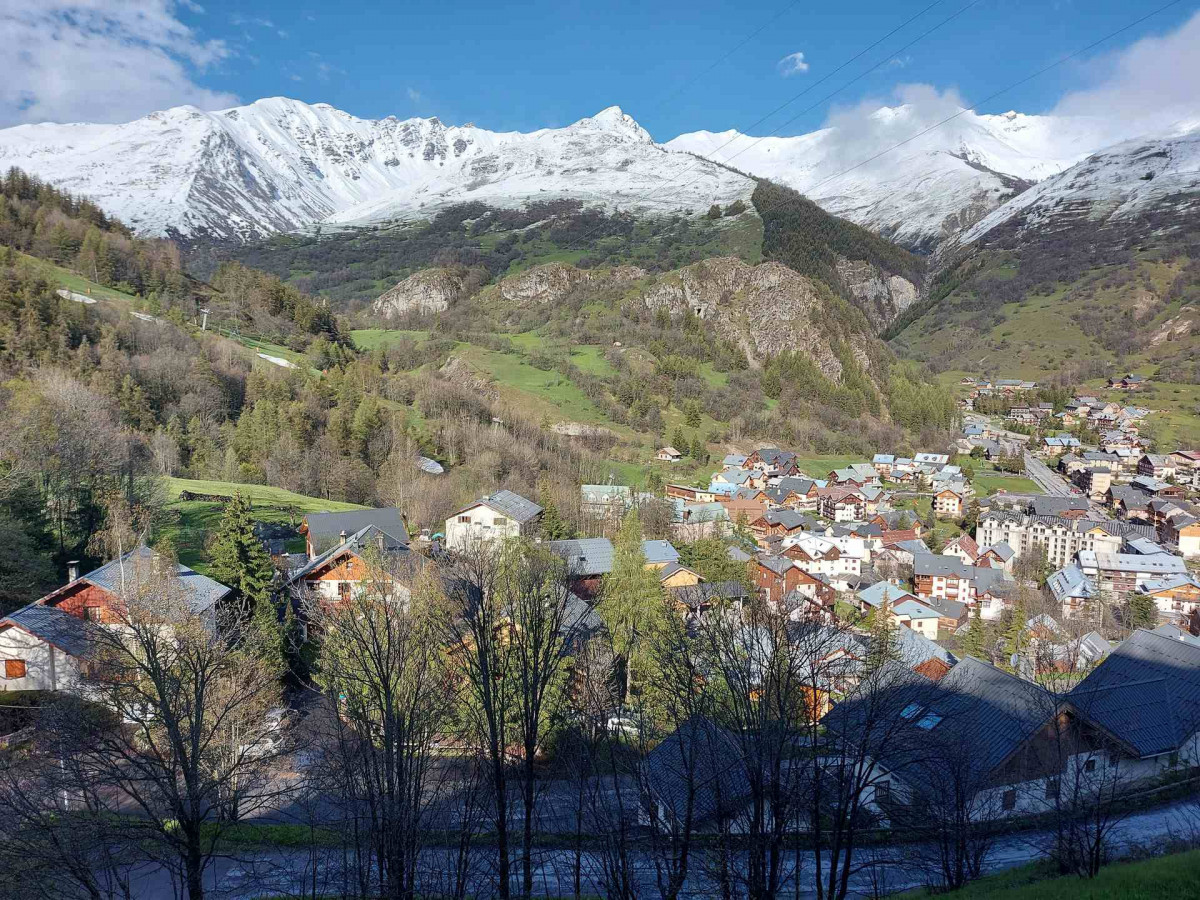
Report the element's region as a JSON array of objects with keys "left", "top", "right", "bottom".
[
  {"left": 917, "top": 713, "right": 943, "bottom": 730},
  {"left": 900, "top": 702, "right": 921, "bottom": 719}
]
